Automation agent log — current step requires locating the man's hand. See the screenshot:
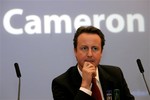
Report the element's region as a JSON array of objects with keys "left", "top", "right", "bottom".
[{"left": 81, "top": 62, "right": 96, "bottom": 90}]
